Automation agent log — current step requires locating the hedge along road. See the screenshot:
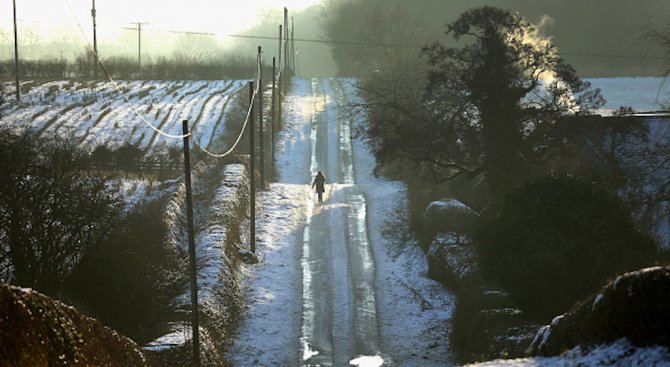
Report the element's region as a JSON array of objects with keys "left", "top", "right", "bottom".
[{"left": 300, "top": 78, "right": 383, "bottom": 367}]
